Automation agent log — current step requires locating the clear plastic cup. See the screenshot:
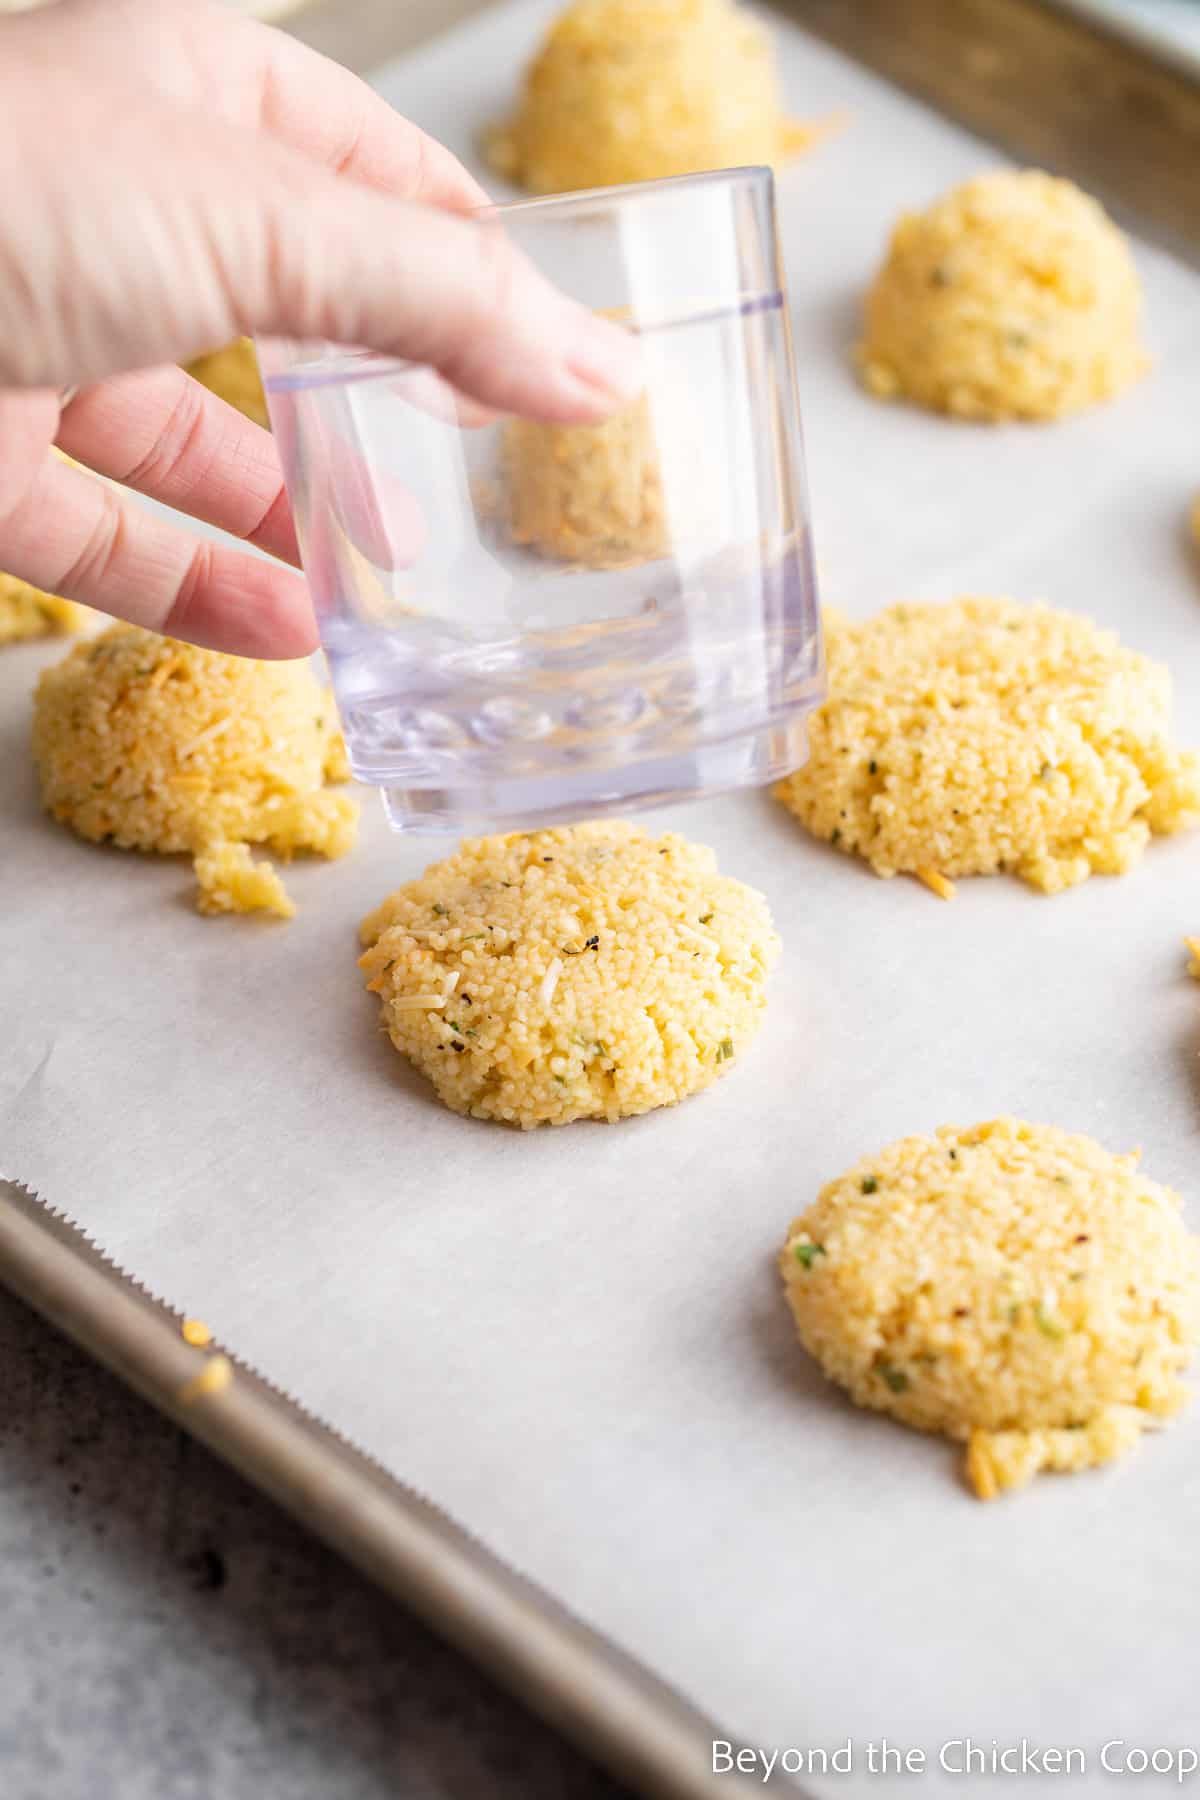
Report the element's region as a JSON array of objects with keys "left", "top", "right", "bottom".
[{"left": 260, "top": 166, "right": 824, "bottom": 835}]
